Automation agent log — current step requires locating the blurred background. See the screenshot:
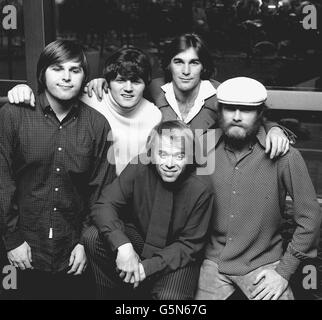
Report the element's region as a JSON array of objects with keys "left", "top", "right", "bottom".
[{"left": 0, "top": 0, "right": 321, "bottom": 300}]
